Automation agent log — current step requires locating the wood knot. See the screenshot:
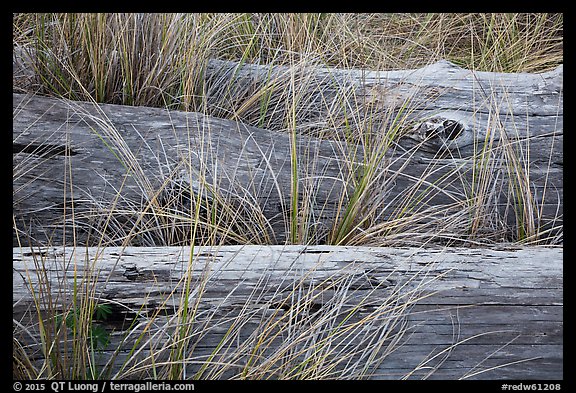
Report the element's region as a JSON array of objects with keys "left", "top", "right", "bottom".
[
  {"left": 408, "top": 111, "right": 473, "bottom": 154},
  {"left": 413, "top": 117, "right": 464, "bottom": 142},
  {"left": 122, "top": 263, "right": 141, "bottom": 280}
]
